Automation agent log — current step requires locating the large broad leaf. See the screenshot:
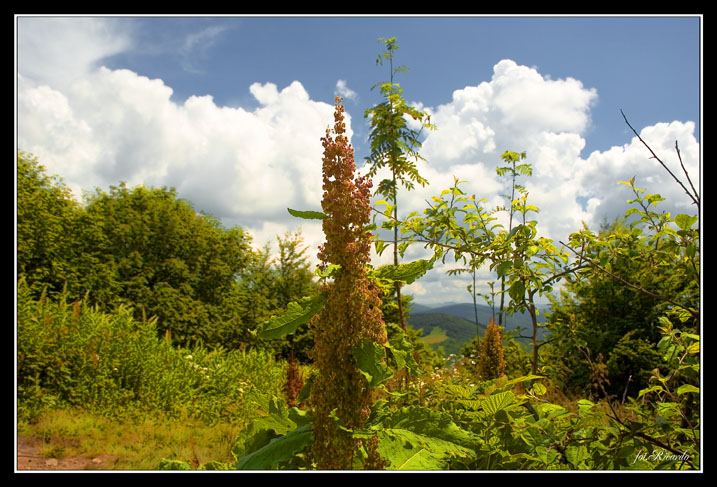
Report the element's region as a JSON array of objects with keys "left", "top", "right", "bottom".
[
  {"left": 234, "top": 424, "right": 313, "bottom": 470},
  {"left": 508, "top": 280, "right": 525, "bottom": 302},
  {"left": 287, "top": 208, "right": 327, "bottom": 220},
  {"left": 232, "top": 395, "right": 313, "bottom": 470},
  {"left": 255, "top": 294, "right": 326, "bottom": 340},
  {"left": 674, "top": 213, "right": 698, "bottom": 231},
  {"left": 375, "top": 428, "right": 475, "bottom": 470},
  {"left": 372, "top": 257, "right": 436, "bottom": 285},
  {"left": 481, "top": 391, "right": 516, "bottom": 416},
  {"left": 496, "top": 260, "right": 512, "bottom": 278},
  {"left": 352, "top": 339, "right": 393, "bottom": 388},
  {"left": 384, "top": 406, "right": 482, "bottom": 451}
]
